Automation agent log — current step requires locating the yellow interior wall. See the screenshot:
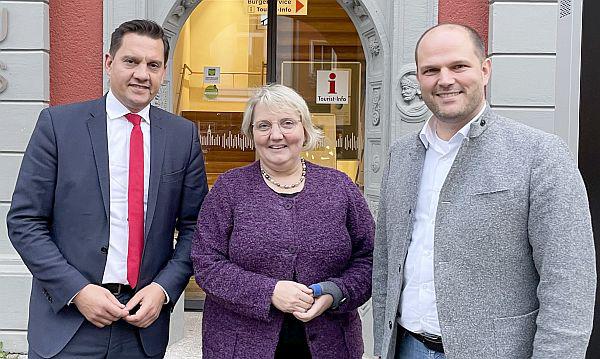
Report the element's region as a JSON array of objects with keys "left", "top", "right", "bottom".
[
  {"left": 174, "top": 0, "right": 260, "bottom": 113},
  {"left": 170, "top": 0, "right": 361, "bottom": 182}
]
